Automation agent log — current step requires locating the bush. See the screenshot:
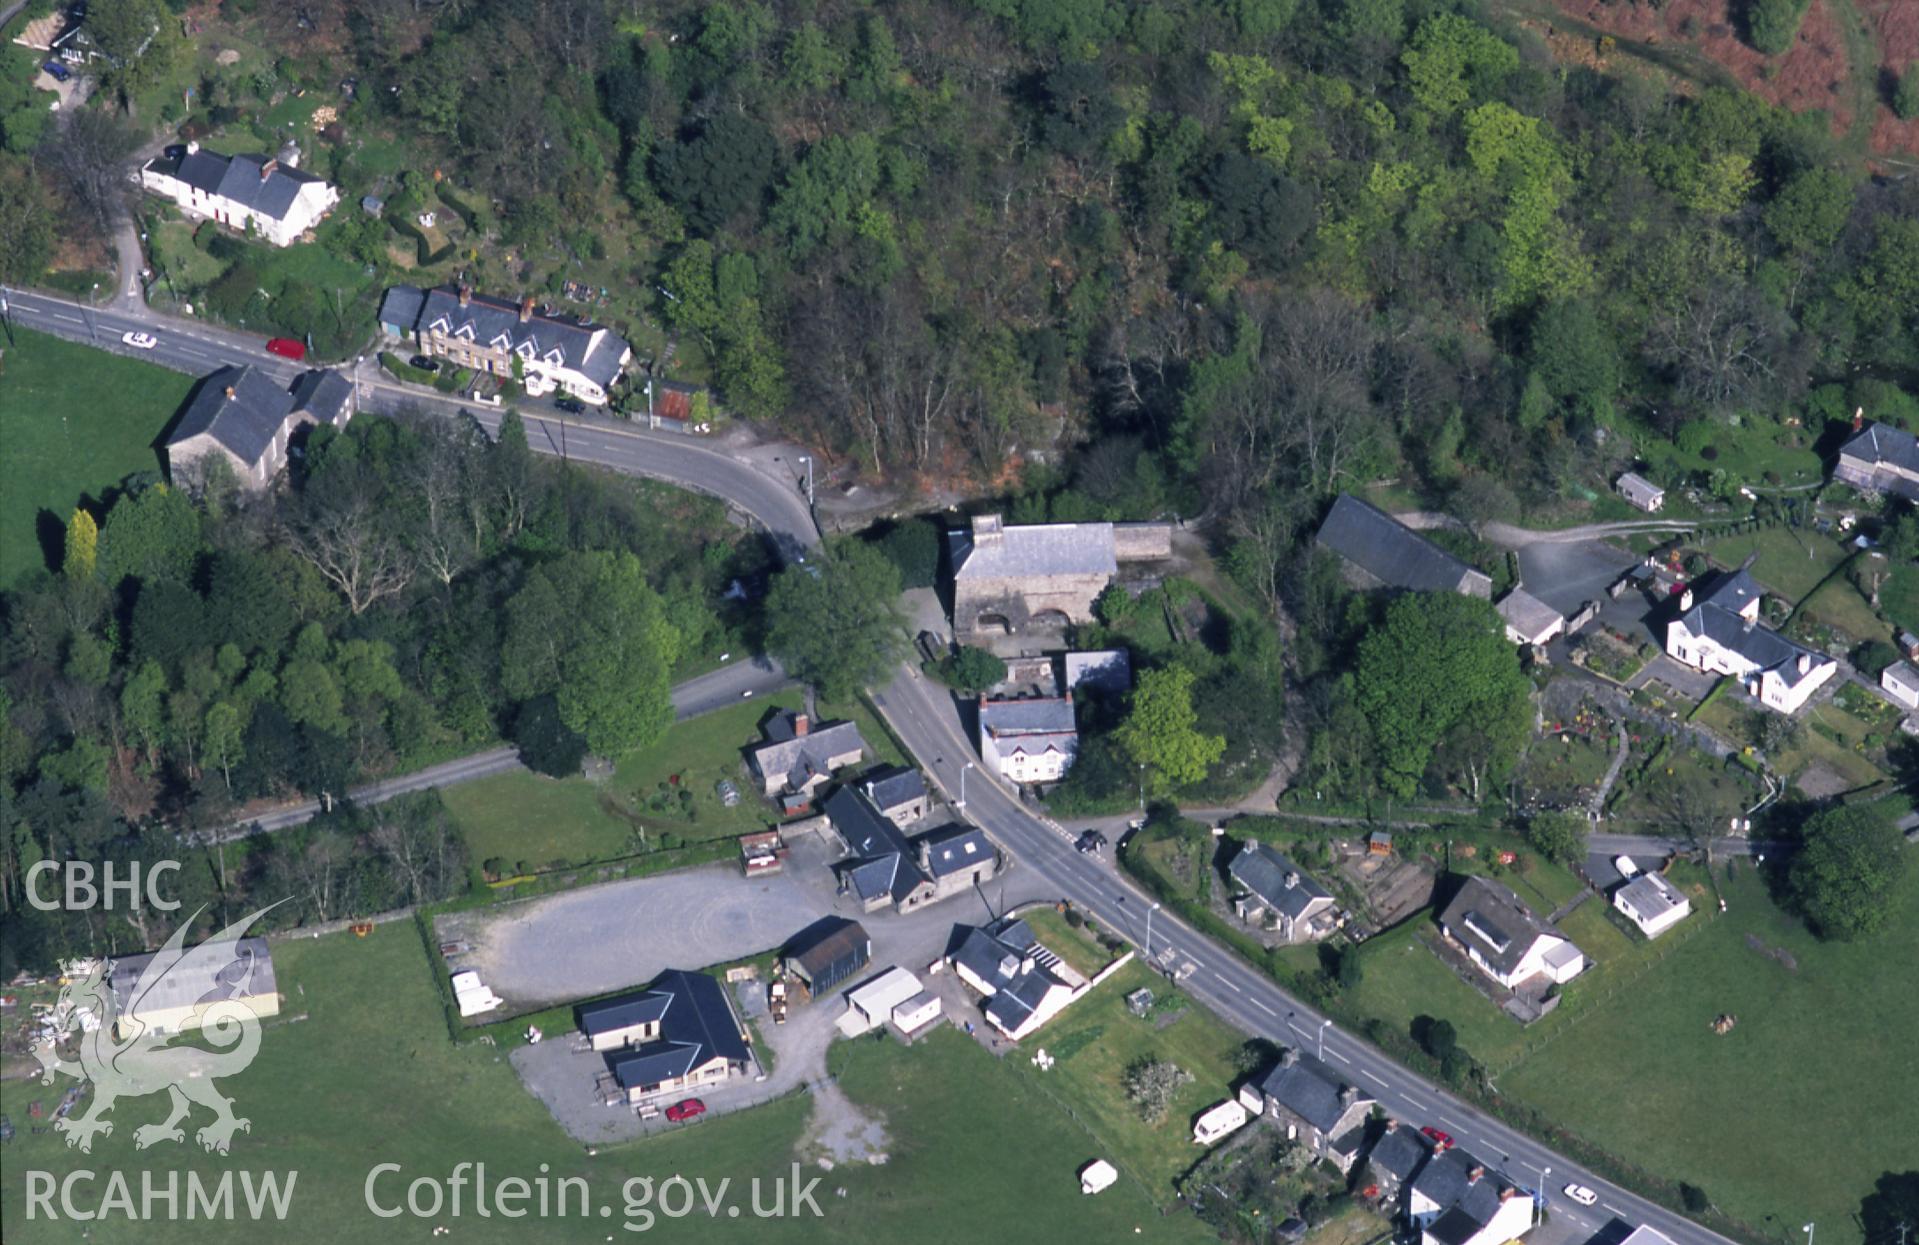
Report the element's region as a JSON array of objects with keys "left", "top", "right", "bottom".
[
  {"left": 942, "top": 645, "right": 1007, "bottom": 692},
  {"left": 1743, "top": 0, "right": 1810, "bottom": 55},
  {"left": 511, "top": 694, "right": 588, "bottom": 778},
  {"left": 1897, "top": 67, "right": 1919, "bottom": 122}
]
